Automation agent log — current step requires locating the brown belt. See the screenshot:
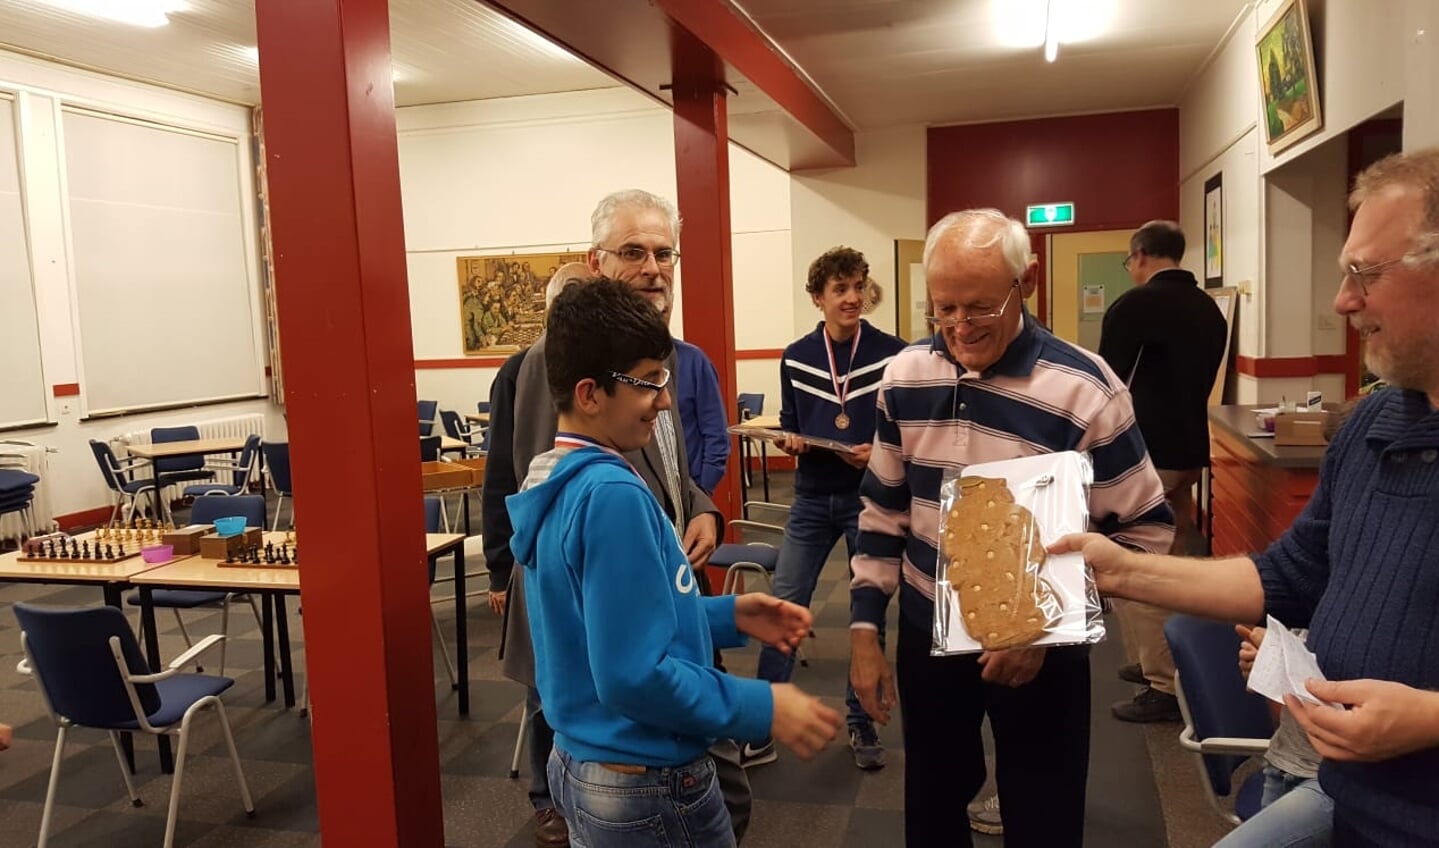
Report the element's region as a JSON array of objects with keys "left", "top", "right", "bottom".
[{"left": 598, "top": 762, "right": 647, "bottom": 775}]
